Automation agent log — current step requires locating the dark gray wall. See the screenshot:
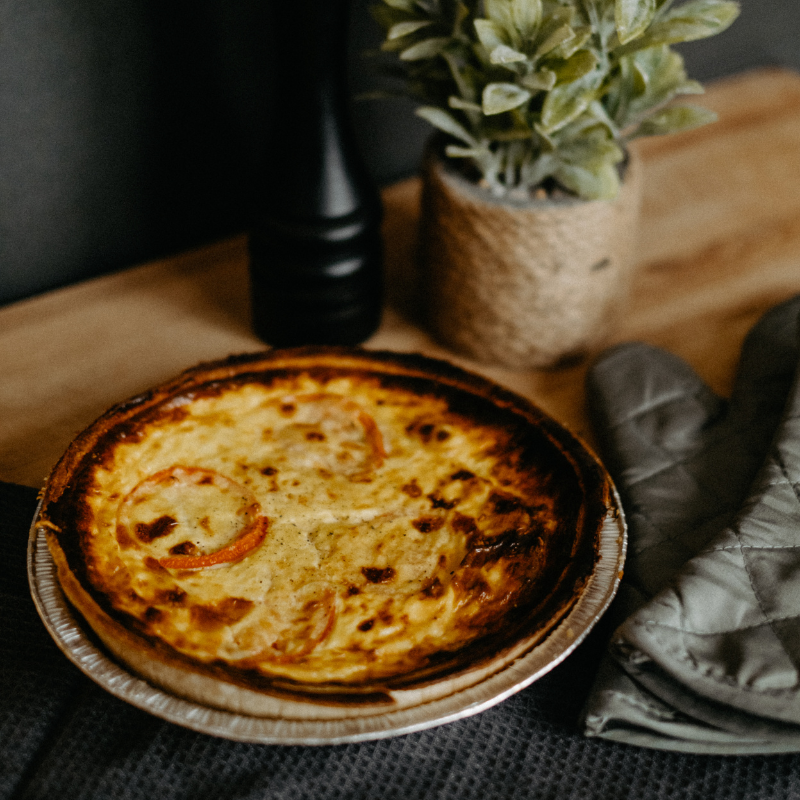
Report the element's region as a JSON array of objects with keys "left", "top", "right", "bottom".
[{"left": 0, "top": 0, "right": 796, "bottom": 305}]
